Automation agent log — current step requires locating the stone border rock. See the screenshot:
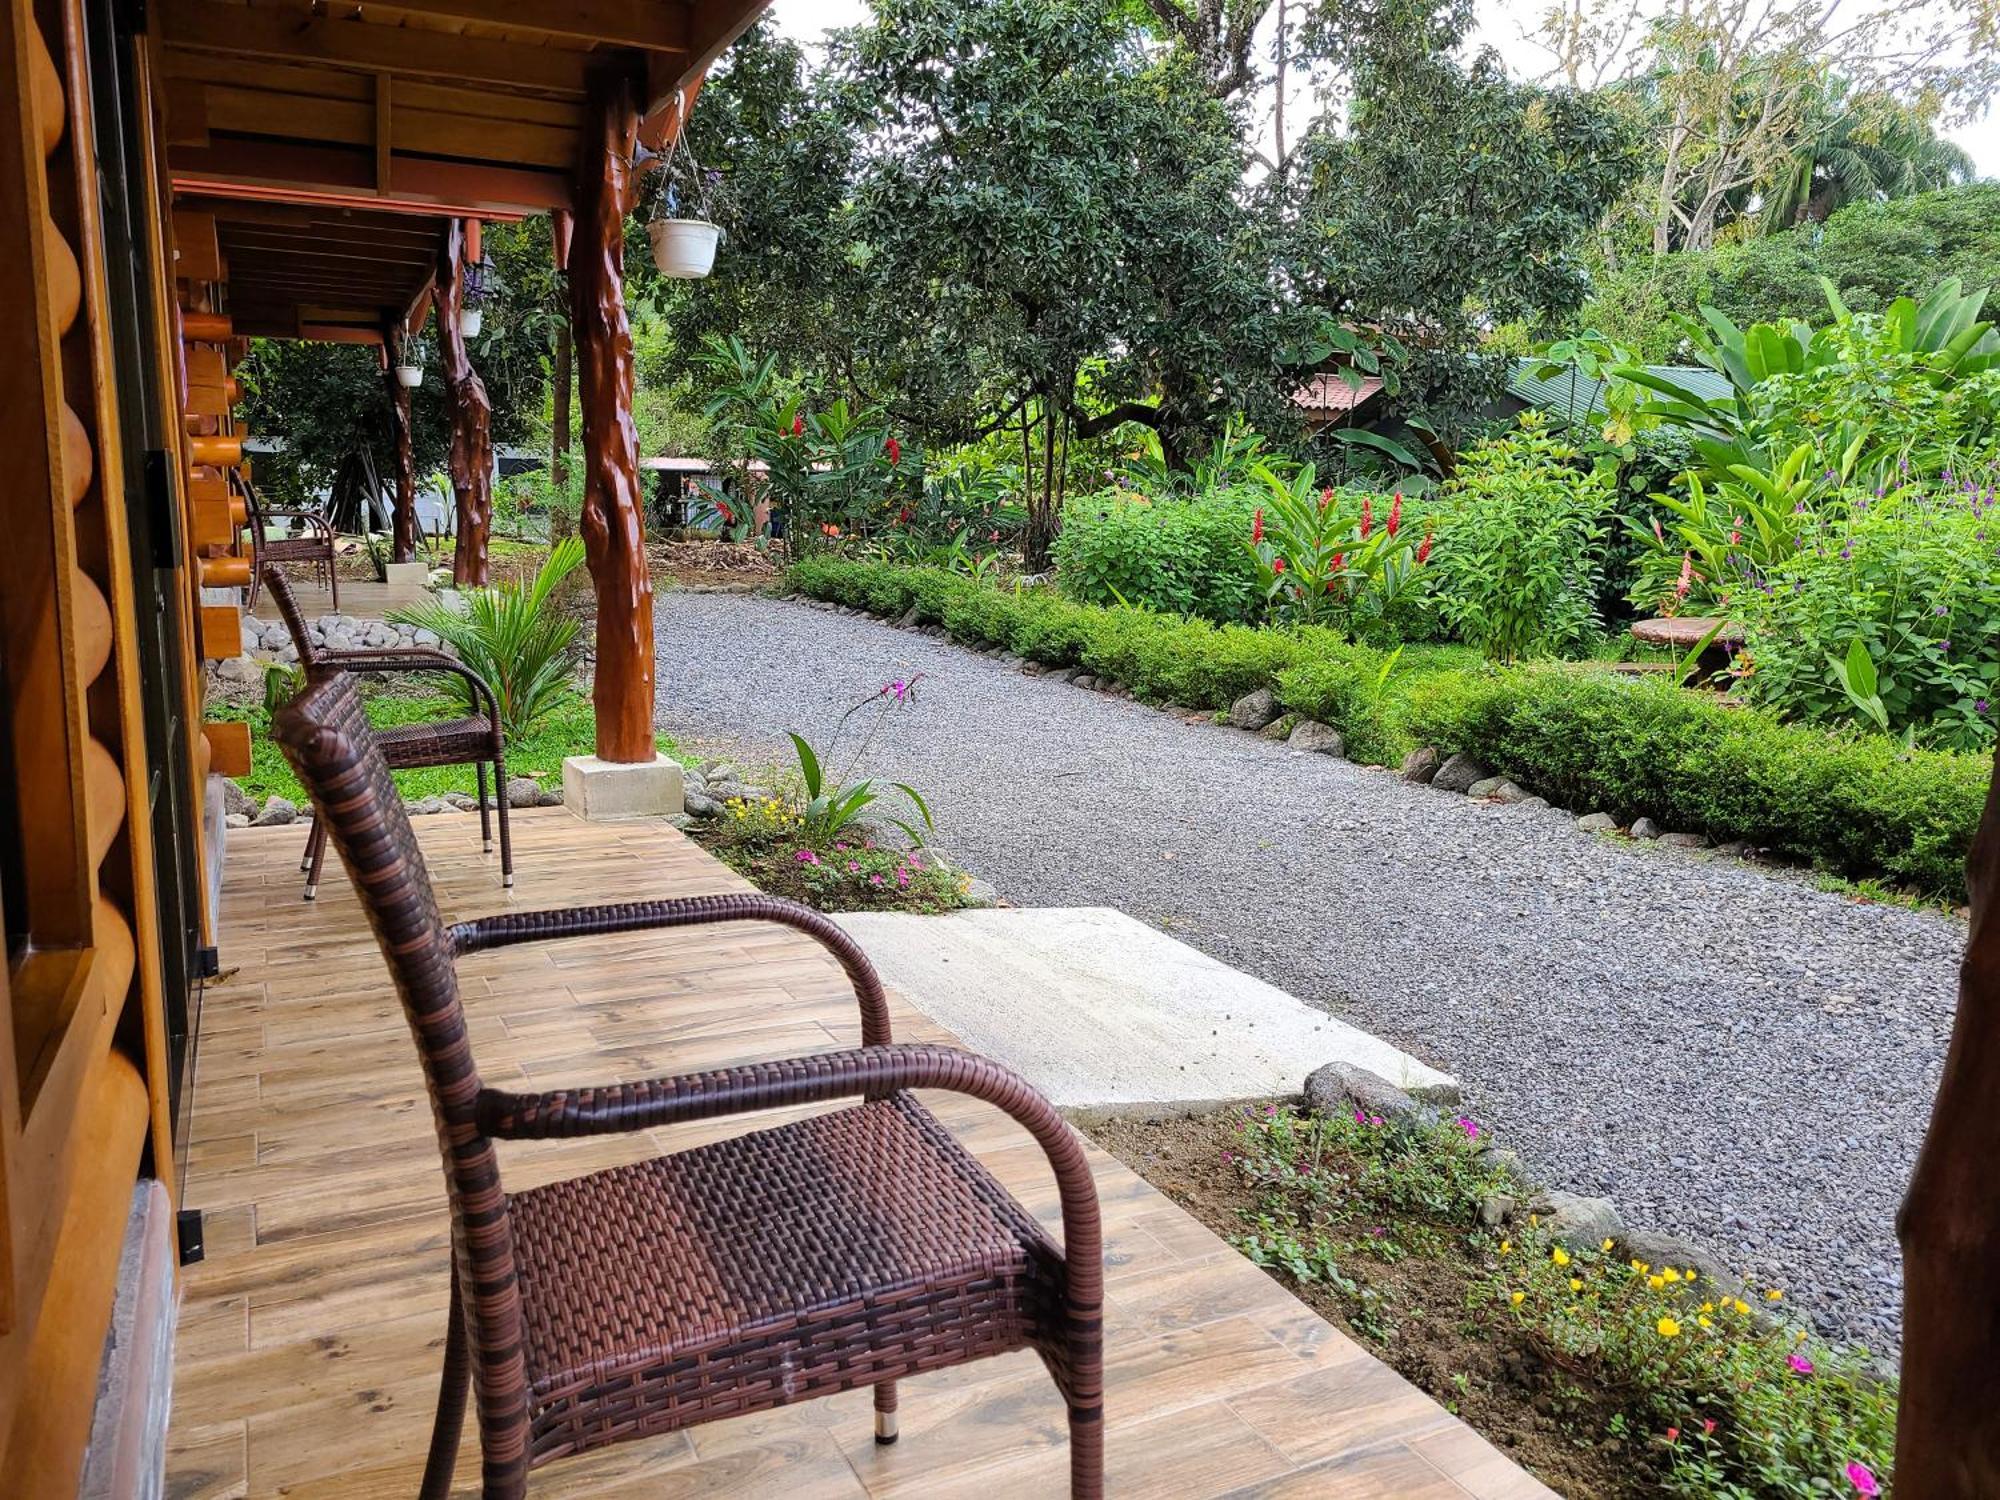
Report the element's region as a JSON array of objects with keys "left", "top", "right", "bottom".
[{"left": 220, "top": 774, "right": 562, "bottom": 830}]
